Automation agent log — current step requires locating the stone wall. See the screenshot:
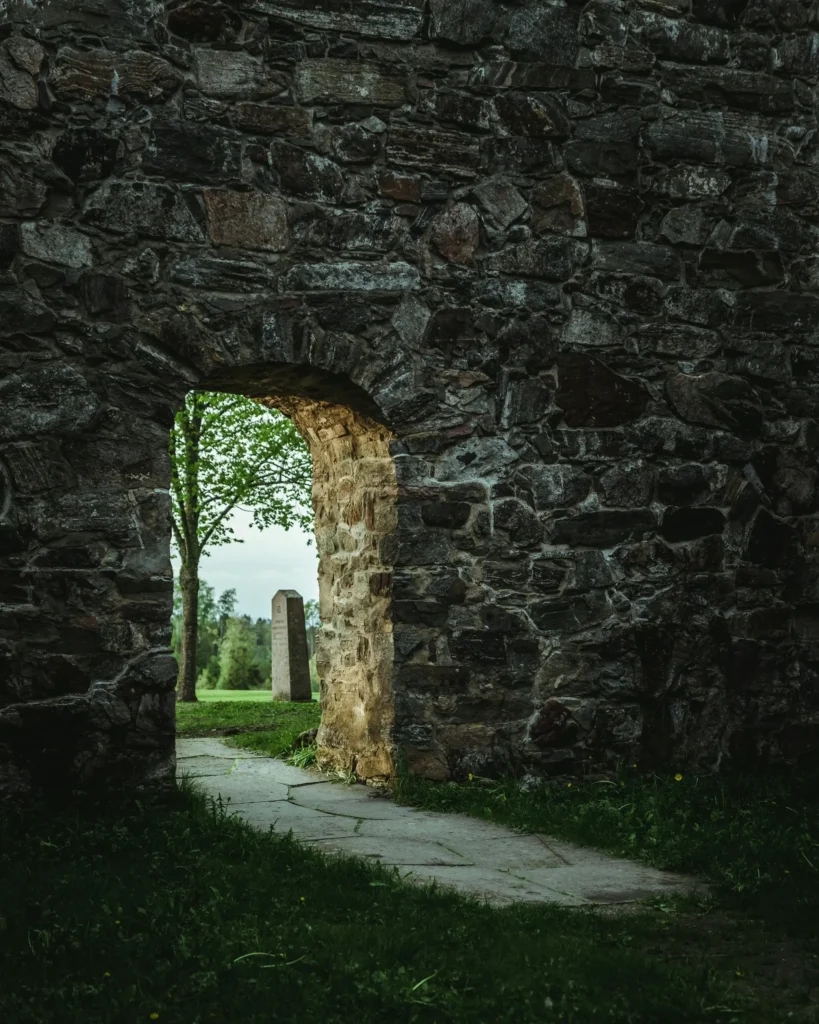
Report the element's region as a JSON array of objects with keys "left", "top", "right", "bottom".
[{"left": 1, "top": 0, "right": 818, "bottom": 799}]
